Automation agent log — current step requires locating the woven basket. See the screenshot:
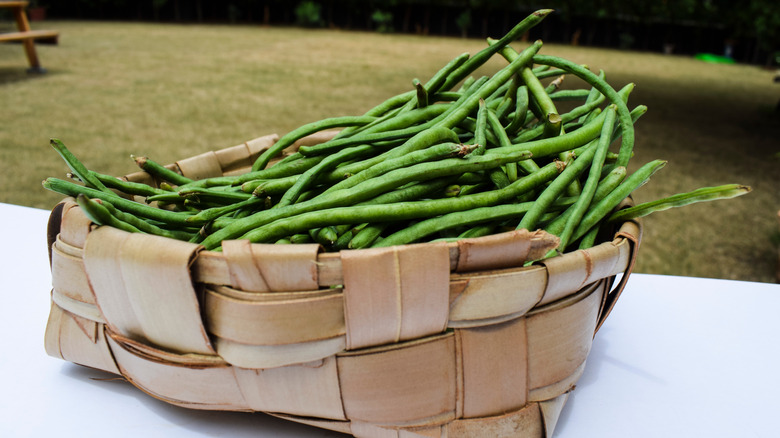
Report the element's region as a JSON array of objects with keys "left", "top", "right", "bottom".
[{"left": 44, "top": 133, "right": 641, "bottom": 438}]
